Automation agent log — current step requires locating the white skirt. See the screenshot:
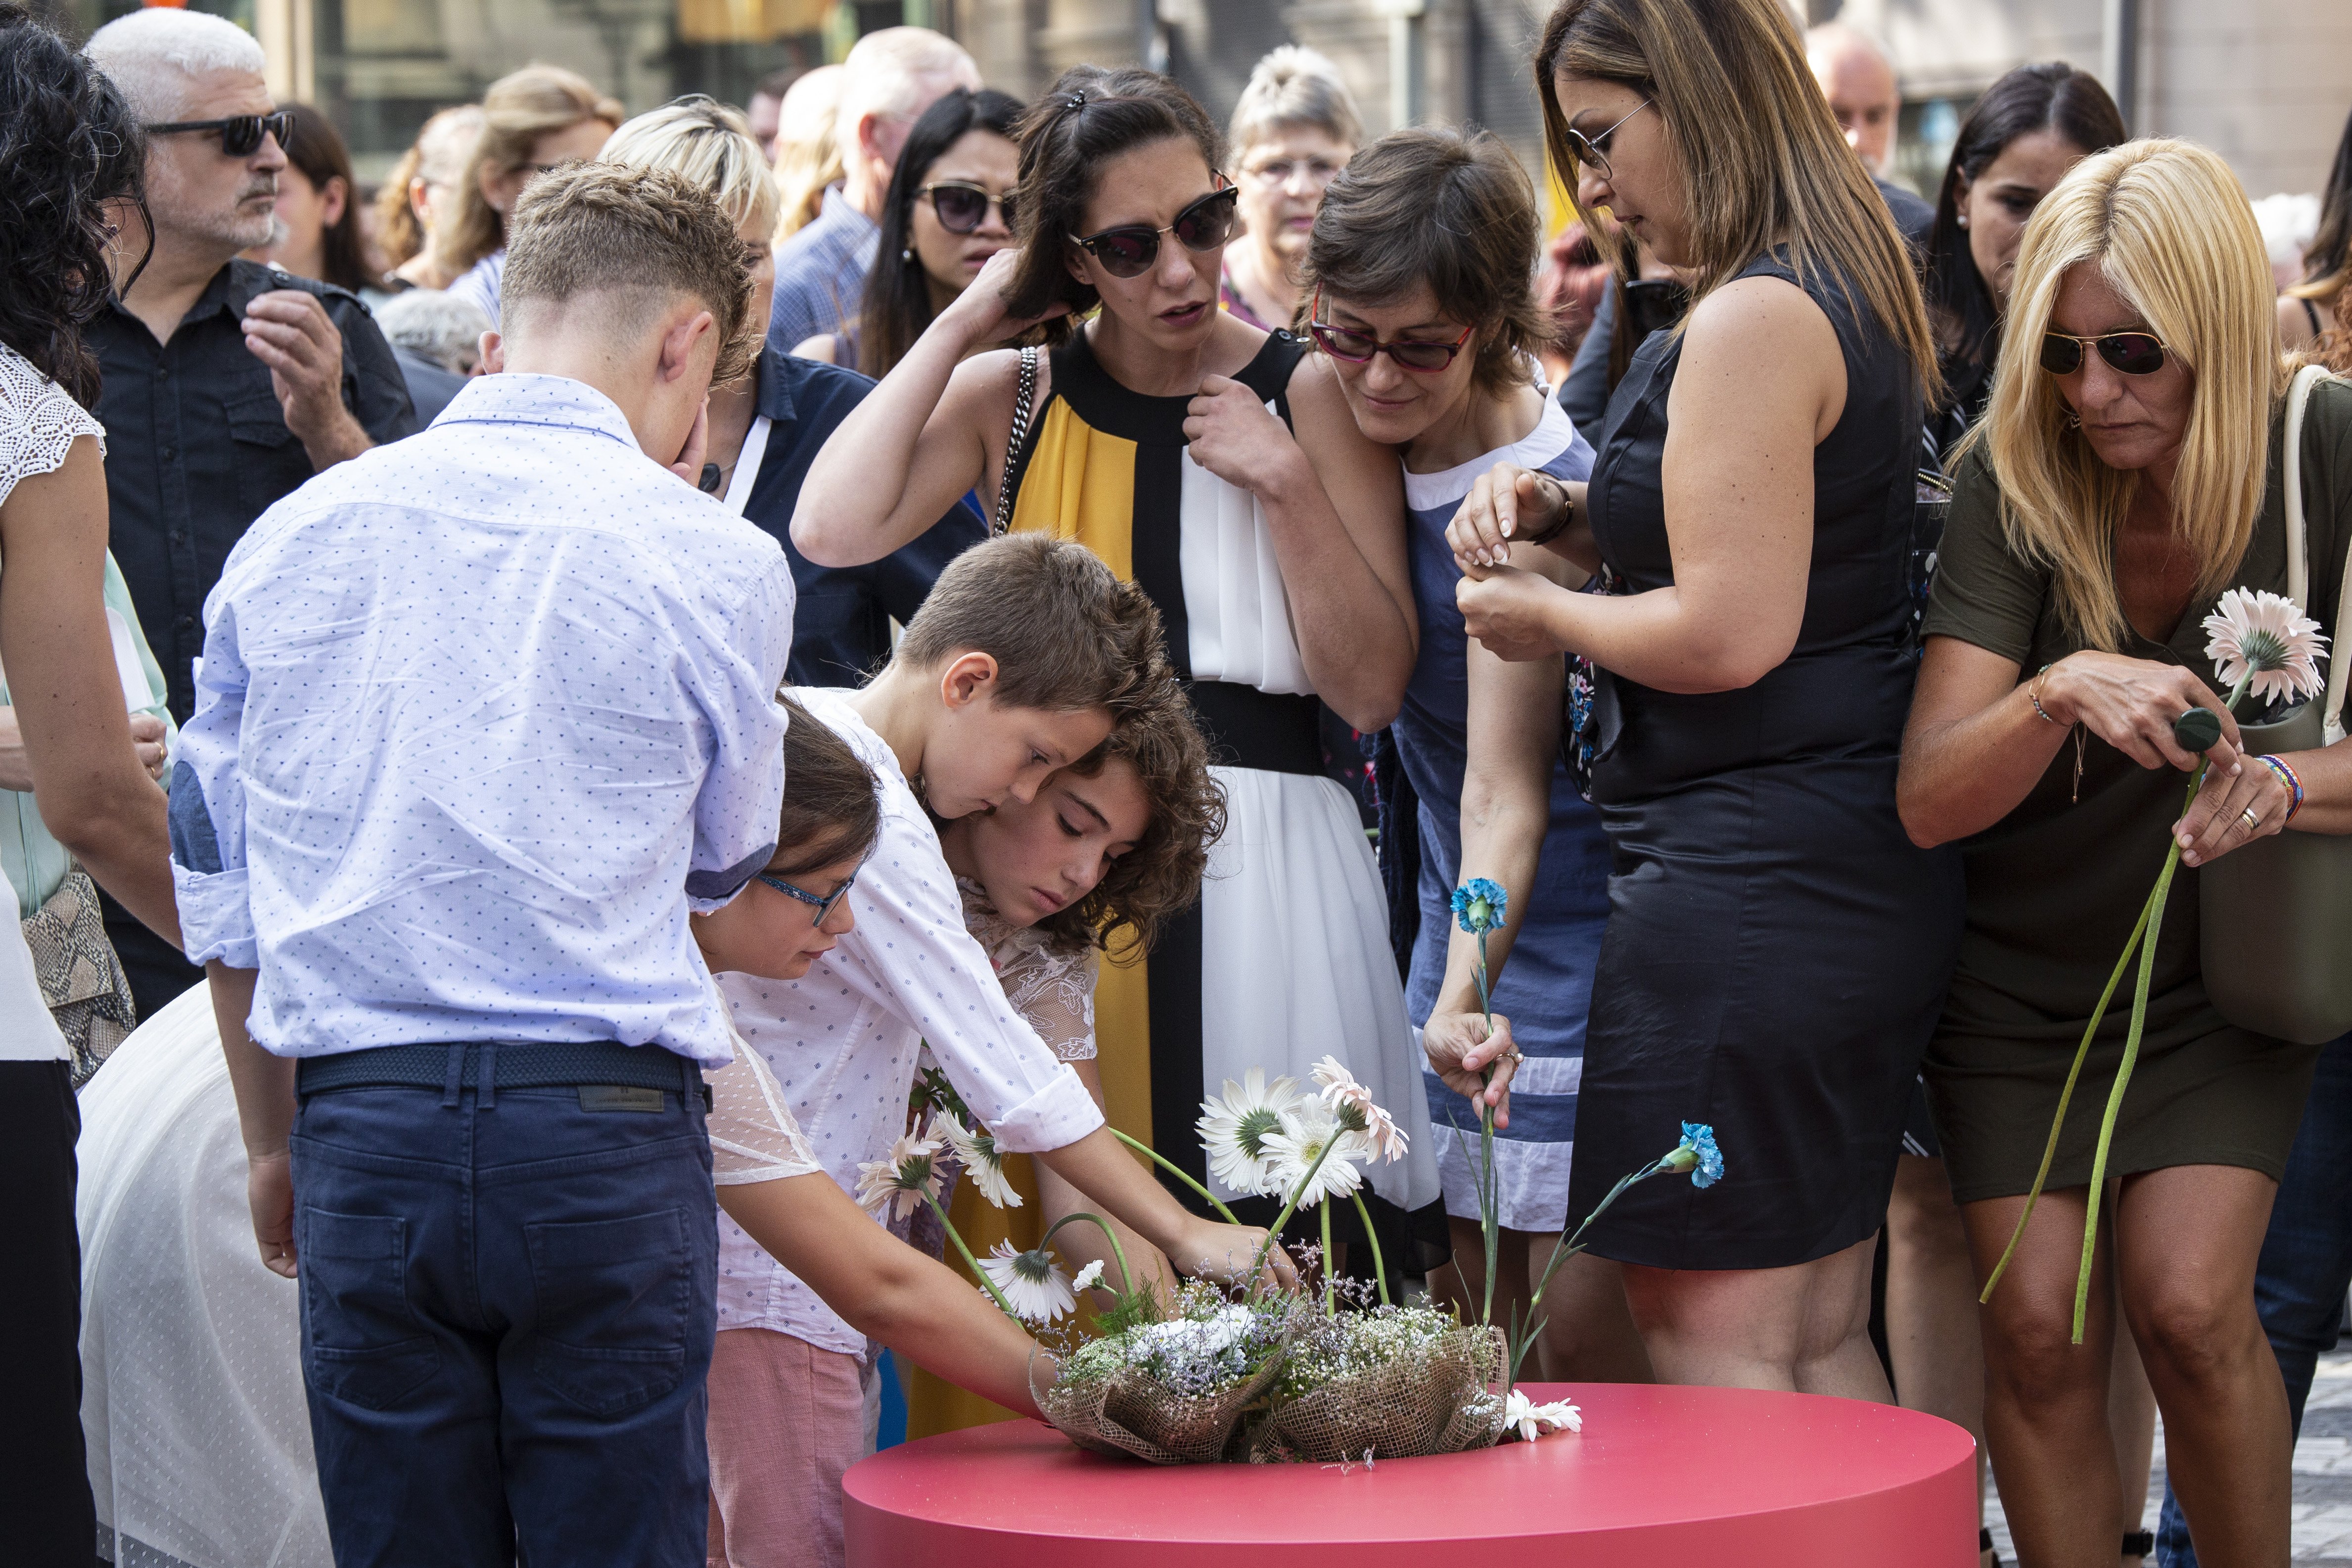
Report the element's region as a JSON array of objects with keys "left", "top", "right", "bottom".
[
  {"left": 1197, "top": 766, "right": 1441, "bottom": 1213},
  {"left": 78, "top": 985, "right": 328, "bottom": 1568}
]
